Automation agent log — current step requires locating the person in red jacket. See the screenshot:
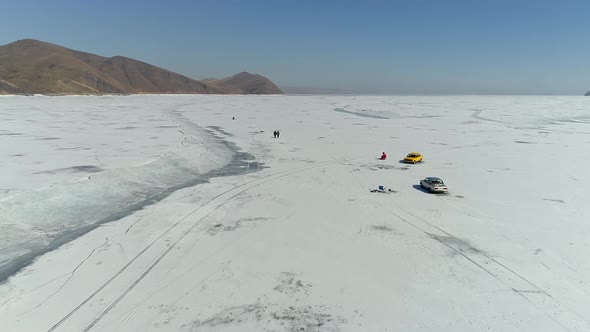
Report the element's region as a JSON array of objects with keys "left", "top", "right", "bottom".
[{"left": 380, "top": 152, "right": 387, "bottom": 160}]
